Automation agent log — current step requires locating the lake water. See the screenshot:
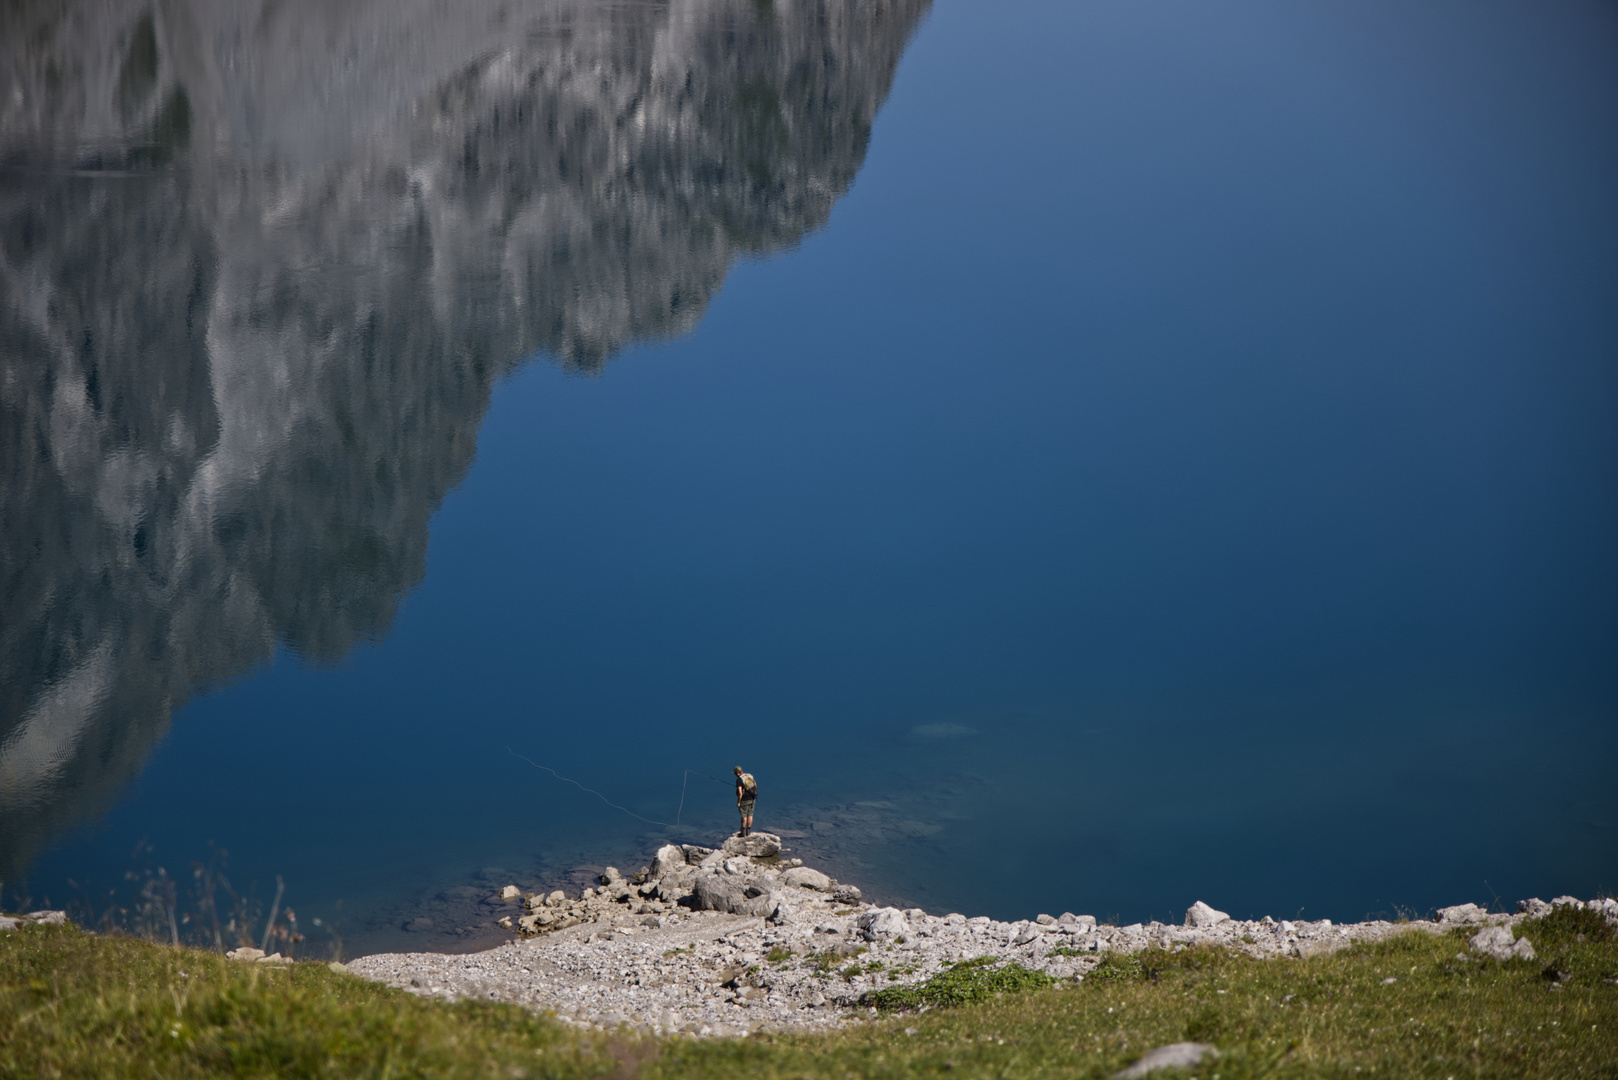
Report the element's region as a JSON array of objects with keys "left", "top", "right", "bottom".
[{"left": 3, "top": 0, "right": 1616, "bottom": 956}]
